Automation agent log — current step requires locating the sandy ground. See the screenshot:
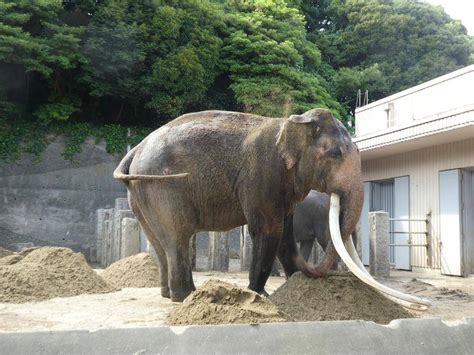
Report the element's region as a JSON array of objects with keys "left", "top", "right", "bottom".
[
  {"left": 384, "top": 270, "right": 474, "bottom": 322},
  {"left": 0, "top": 270, "right": 473, "bottom": 332}
]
